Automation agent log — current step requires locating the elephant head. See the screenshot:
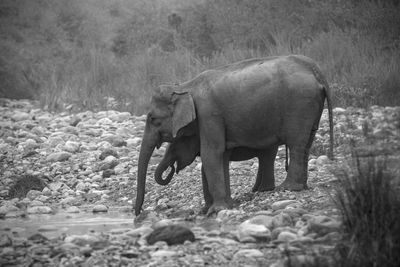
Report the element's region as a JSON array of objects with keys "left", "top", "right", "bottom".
[
  {"left": 135, "top": 85, "right": 196, "bottom": 215},
  {"left": 154, "top": 133, "right": 200, "bottom": 186}
]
